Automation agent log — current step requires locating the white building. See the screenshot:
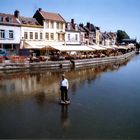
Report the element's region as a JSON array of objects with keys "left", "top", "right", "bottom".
[
  {"left": 65, "top": 19, "right": 80, "bottom": 45},
  {"left": 18, "top": 15, "right": 44, "bottom": 49},
  {"left": 0, "top": 11, "right": 21, "bottom": 50},
  {"left": 33, "top": 8, "right": 66, "bottom": 46}
]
